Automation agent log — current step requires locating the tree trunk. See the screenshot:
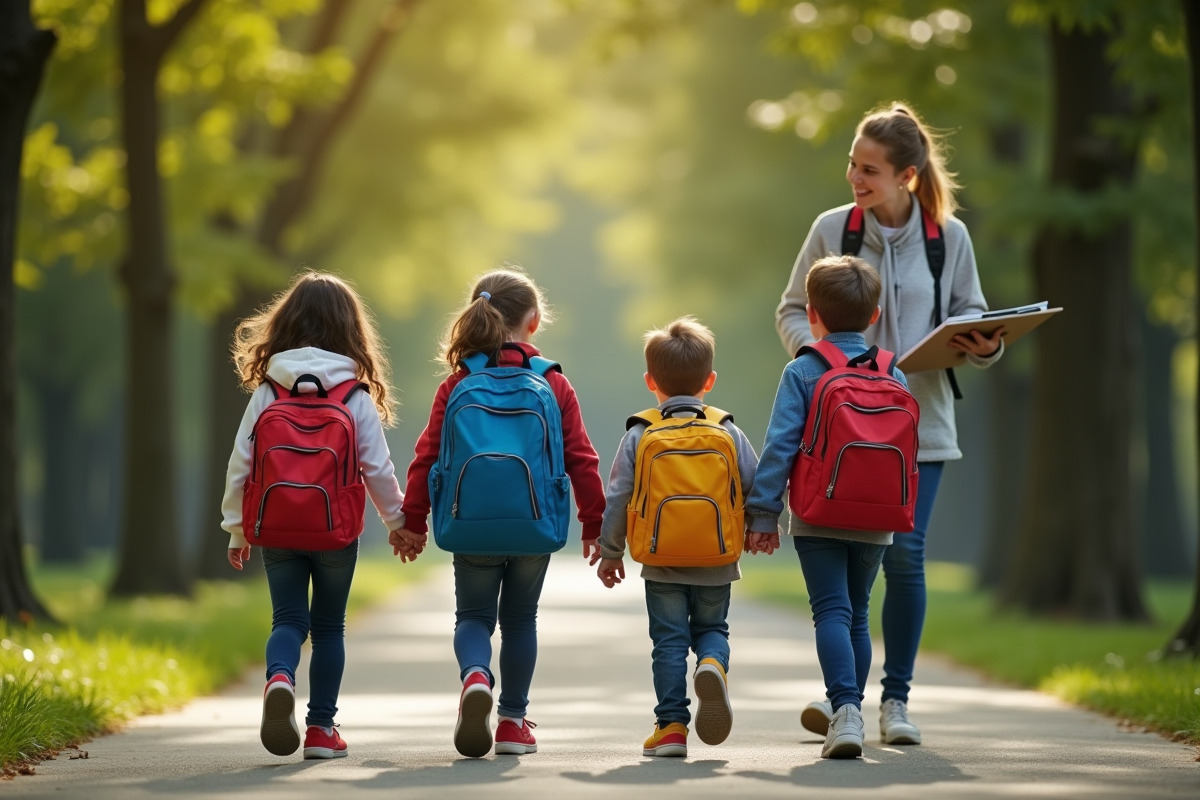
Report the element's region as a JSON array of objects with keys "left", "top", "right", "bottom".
[
  {"left": 1139, "top": 310, "right": 1190, "bottom": 577},
  {"left": 1163, "top": 0, "right": 1200, "bottom": 656},
  {"left": 0, "top": 2, "right": 56, "bottom": 623},
  {"left": 36, "top": 377, "right": 87, "bottom": 563},
  {"left": 109, "top": 0, "right": 206, "bottom": 596},
  {"left": 999, "top": 22, "right": 1148, "bottom": 620}
]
